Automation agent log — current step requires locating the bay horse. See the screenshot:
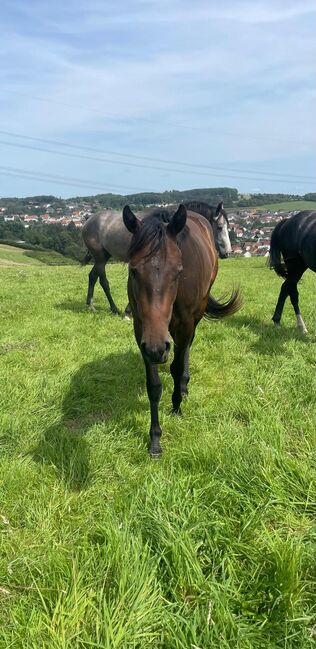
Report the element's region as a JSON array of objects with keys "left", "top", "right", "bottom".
[
  {"left": 81, "top": 202, "right": 231, "bottom": 314},
  {"left": 122, "top": 204, "right": 241, "bottom": 457},
  {"left": 269, "top": 210, "right": 316, "bottom": 333}
]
